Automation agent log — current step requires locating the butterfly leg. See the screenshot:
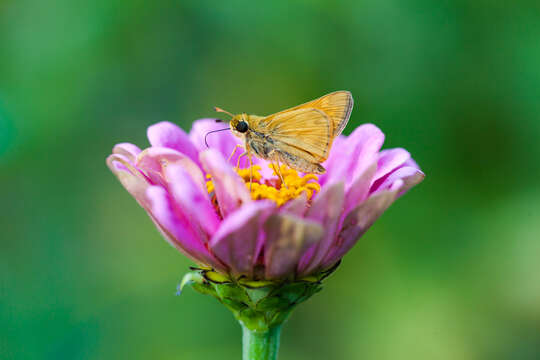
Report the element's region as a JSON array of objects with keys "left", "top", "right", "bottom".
[
  {"left": 228, "top": 144, "right": 244, "bottom": 164},
  {"left": 268, "top": 151, "right": 286, "bottom": 188},
  {"left": 235, "top": 152, "right": 248, "bottom": 171},
  {"left": 248, "top": 151, "right": 254, "bottom": 191},
  {"left": 275, "top": 155, "right": 288, "bottom": 189}
]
